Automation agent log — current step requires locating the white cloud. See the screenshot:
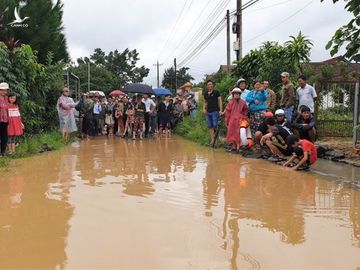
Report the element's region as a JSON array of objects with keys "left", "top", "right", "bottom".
[{"left": 61, "top": 0, "right": 353, "bottom": 85}]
